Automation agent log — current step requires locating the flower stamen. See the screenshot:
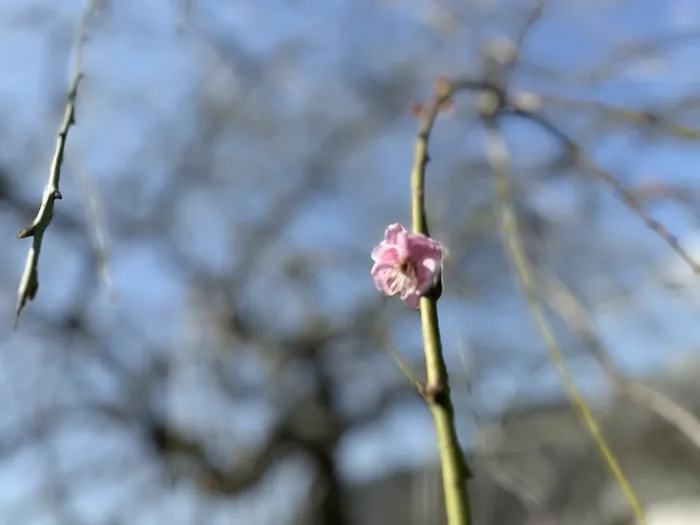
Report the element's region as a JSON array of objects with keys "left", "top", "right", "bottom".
[{"left": 386, "top": 261, "right": 418, "bottom": 297}]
